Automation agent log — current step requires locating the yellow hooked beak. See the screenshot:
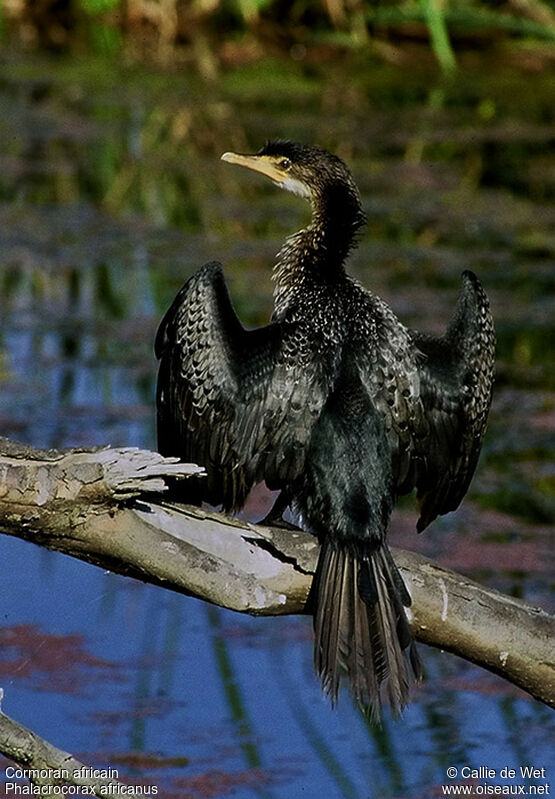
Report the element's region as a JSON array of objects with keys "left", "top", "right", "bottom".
[{"left": 221, "top": 152, "right": 288, "bottom": 184}]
